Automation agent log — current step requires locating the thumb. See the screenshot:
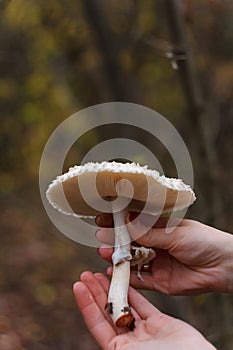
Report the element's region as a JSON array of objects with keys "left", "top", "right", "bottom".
[{"left": 126, "top": 214, "right": 184, "bottom": 250}]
